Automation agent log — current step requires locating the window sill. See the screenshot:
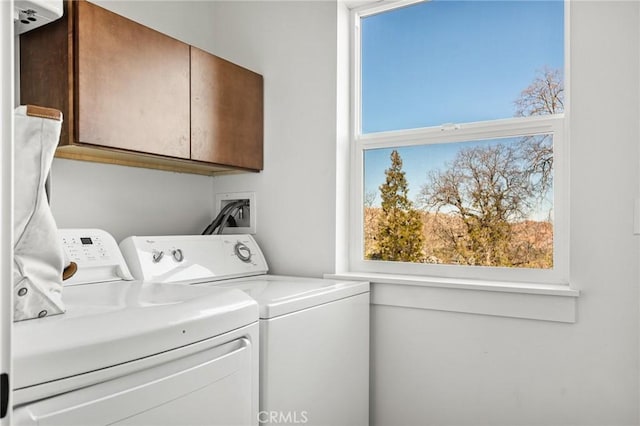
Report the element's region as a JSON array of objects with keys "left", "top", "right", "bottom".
[{"left": 324, "top": 272, "right": 579, "bottom": 323}]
